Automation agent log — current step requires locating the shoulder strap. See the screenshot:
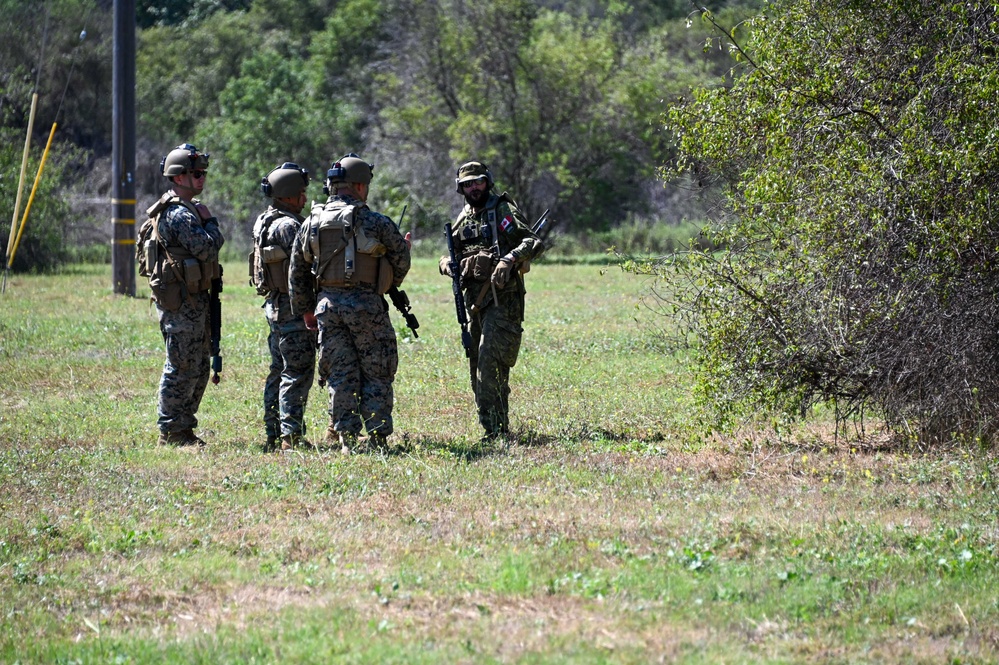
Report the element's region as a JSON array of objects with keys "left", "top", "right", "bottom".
[
  {"left": 254, "top": 208, "right": 284, "bottom": 246},
  {"left": 151, "top": 195, "right": 199, "bottom": 296}
]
